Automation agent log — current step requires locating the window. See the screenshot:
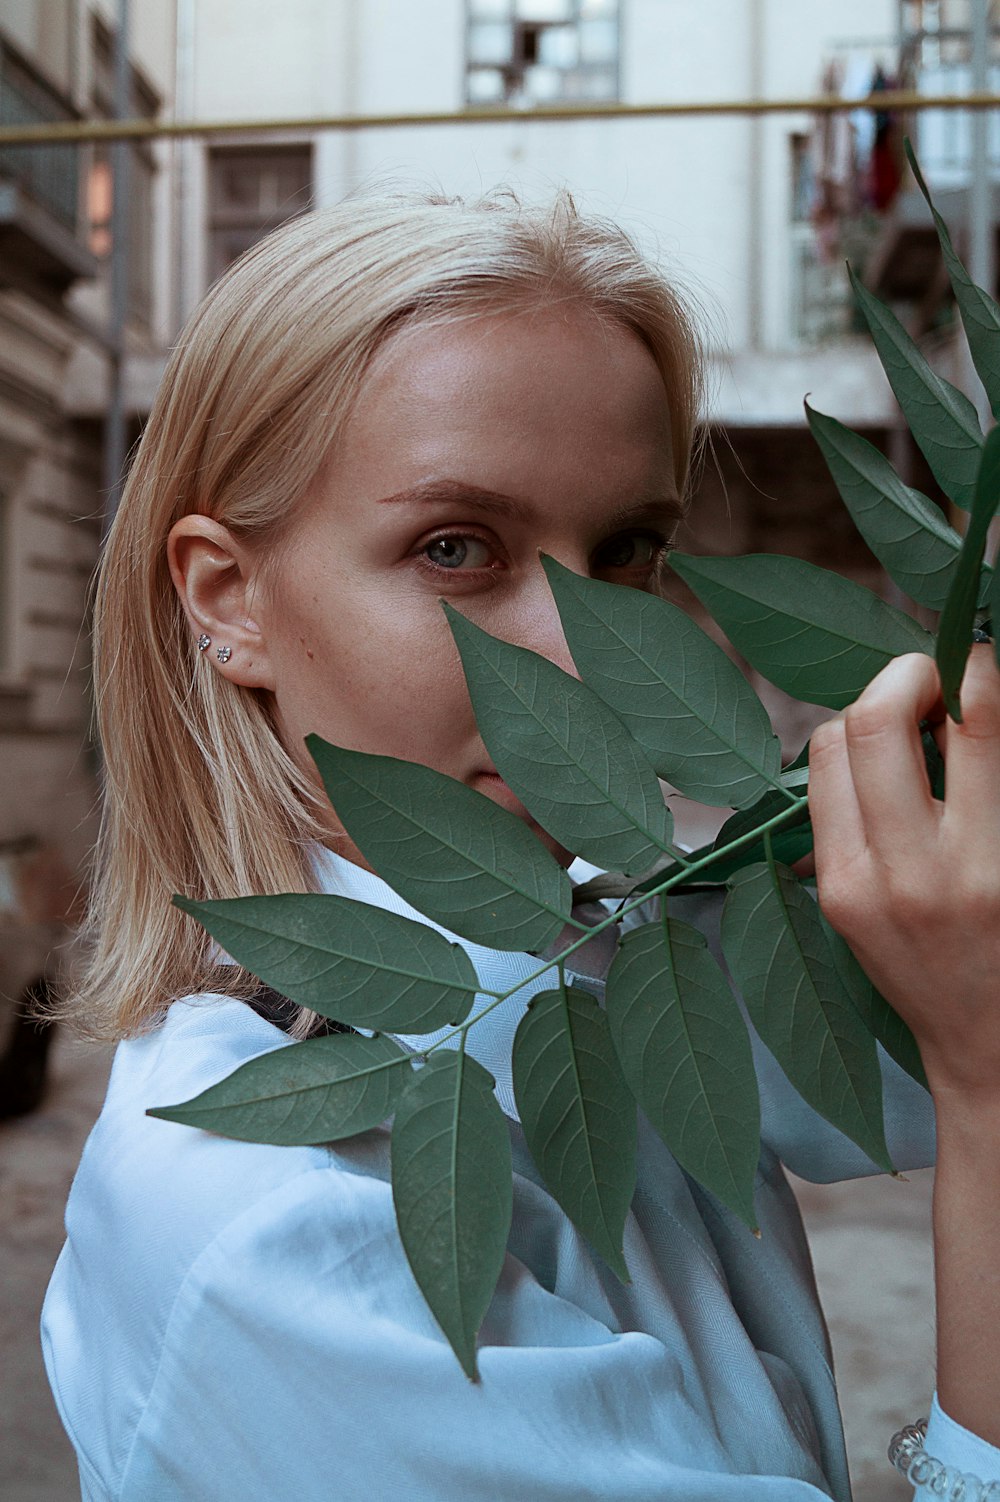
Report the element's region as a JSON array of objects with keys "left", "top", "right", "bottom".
[
  {"left": 789, "top": 133, "right": 876, "bottom": 345},
  {"left": 465, "top": 0, "right": 620, "bottom": 108},
  {"left": 207, "top": 146, "right": 313, "bottom": 284},
  {"left": 0, "top": 41, "right": 78, "bottom": 231},
  {"left": 86, "top": 16, "right": 160, "bottom": 326}
]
